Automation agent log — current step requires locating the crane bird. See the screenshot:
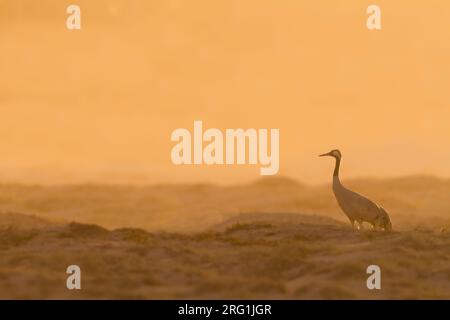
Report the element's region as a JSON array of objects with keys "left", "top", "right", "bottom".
[{"left": 319, "top": 149, "right": 392, "bottom": 231}]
